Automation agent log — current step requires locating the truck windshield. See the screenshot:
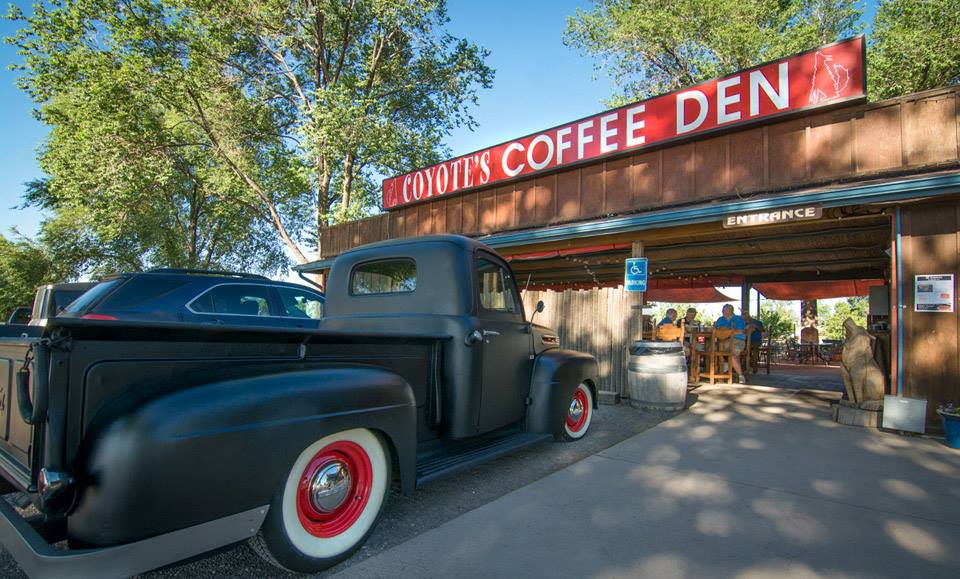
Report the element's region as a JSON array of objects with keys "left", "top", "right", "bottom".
[{"left": 63, "top": 279, "right": 122, "bottom": 314}]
